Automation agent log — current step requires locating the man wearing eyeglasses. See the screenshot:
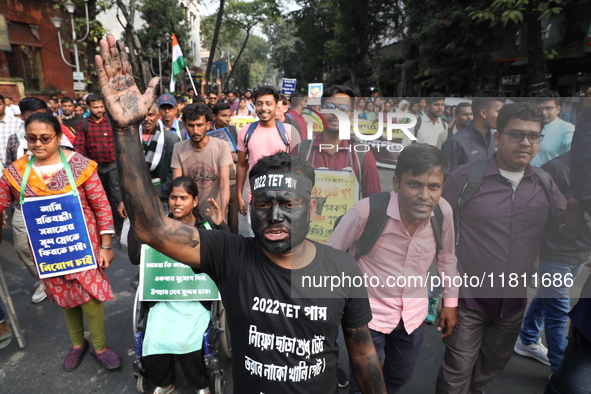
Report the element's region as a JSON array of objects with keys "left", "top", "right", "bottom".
[
  {"left": 435, "top": 102, "right": 586, "bottom": 394},
  {"left": 291, "top": 85, "right": 381, "bottom": 199},
  {"left": 530, "top": 91, "right": 574, "bottom": 167}
]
